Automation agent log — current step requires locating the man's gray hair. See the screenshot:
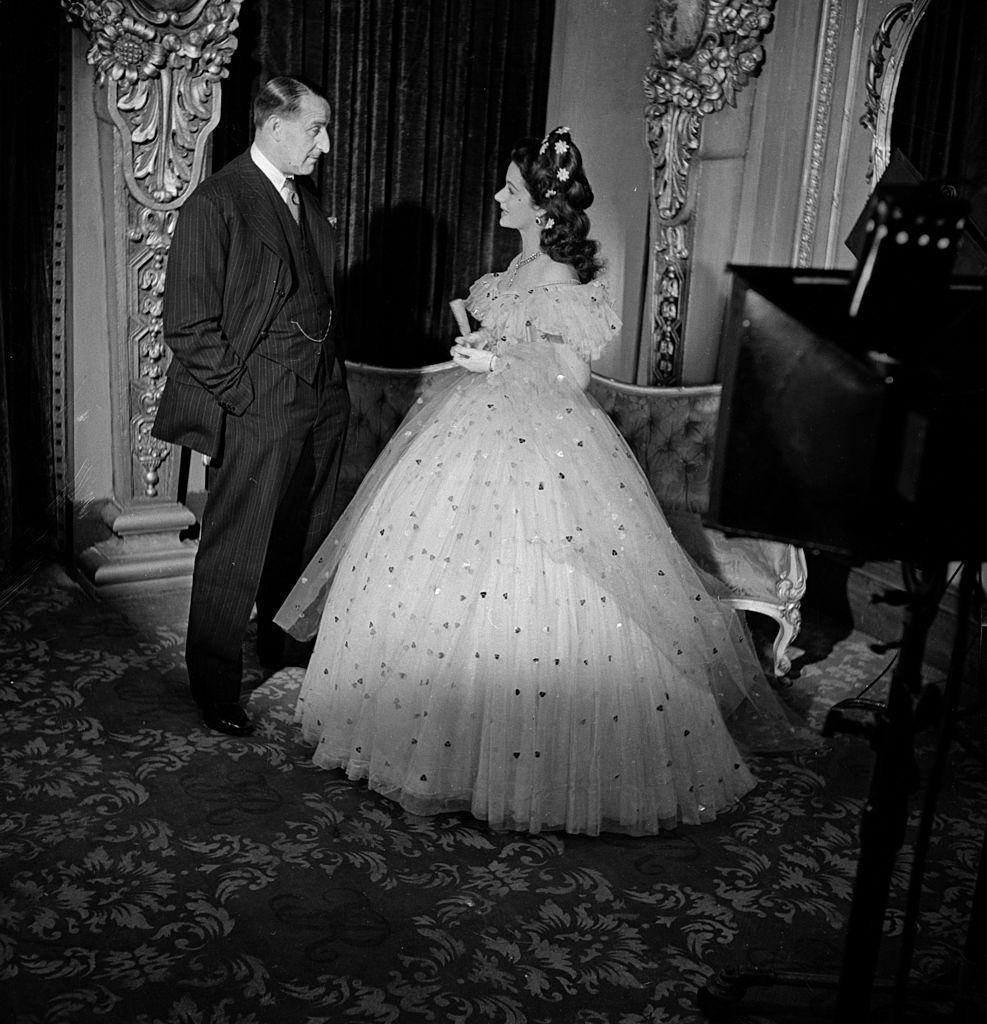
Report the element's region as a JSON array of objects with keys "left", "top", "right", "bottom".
[{"left": 253, "top": 76, "right": 329, "bottom": 131}]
